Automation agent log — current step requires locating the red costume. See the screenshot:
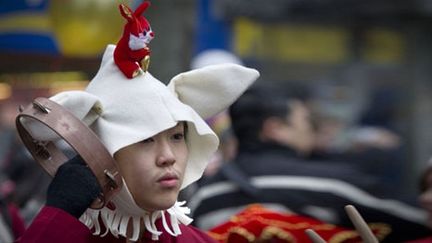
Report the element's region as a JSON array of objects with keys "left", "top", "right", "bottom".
[
  {"left": 208, "top": 204, "right": 390, "bottom": 243},
  {"left": 17, "top": 206, "right": 216, "bottom": 243}
]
